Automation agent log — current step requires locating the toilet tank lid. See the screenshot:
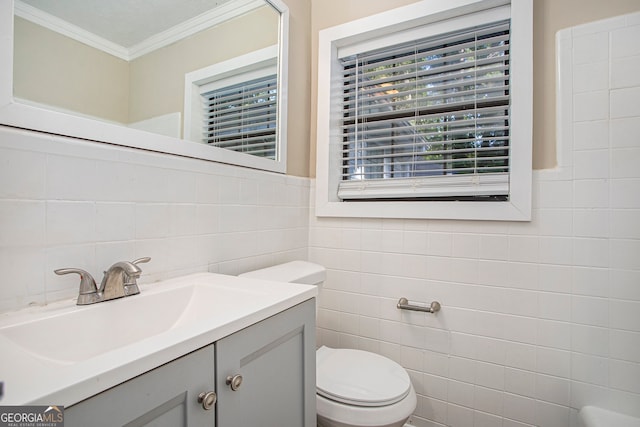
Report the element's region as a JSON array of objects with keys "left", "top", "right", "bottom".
[{"left": 239, "top": 261, "right": 326, "bottom": 285}]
